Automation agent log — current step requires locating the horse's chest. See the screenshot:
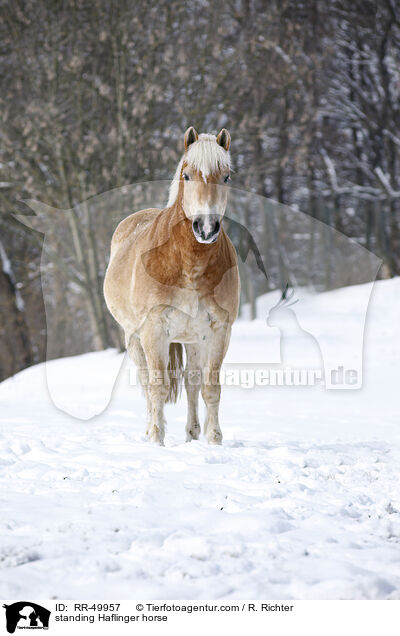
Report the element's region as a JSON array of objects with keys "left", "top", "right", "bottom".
[{"left": 180, "top": 262, "right": 208, "bottom": 289}]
